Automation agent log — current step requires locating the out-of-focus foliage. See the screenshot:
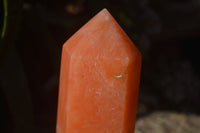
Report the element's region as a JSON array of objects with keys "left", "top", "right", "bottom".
[
  {"left": 0, "top": 0, "right": 22, "bottom": 63},
  {"left": 0, "top": 1, "right": 35, "bottom": 133},
  {"left": 1, "top": 0, "right": 7, "bottom": 39}
]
